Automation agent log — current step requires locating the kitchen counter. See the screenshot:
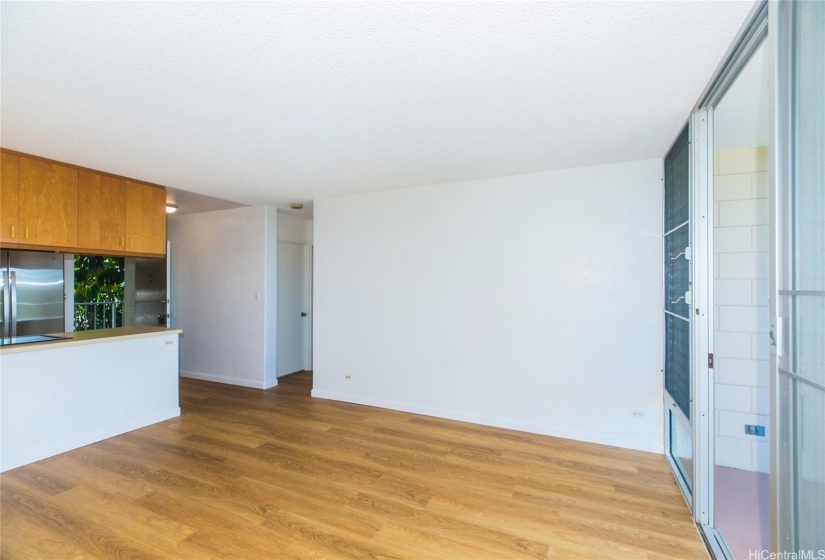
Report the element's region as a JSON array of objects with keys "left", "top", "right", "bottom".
[
  {"left": 1, "top": 326, "right": 182, "bottom": 472},
  {"left": 0, "top": 326, "right": 183, "bottom": 355}
]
